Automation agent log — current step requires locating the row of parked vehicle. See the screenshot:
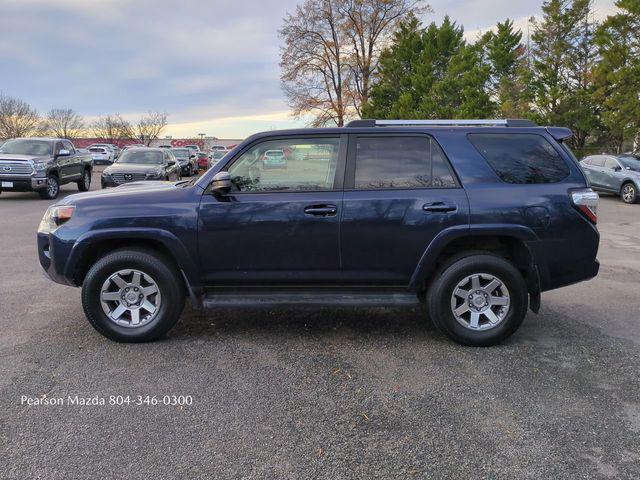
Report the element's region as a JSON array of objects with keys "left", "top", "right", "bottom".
[{"left": 0, "top": 137, "right": 232, "bottom": 198}]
